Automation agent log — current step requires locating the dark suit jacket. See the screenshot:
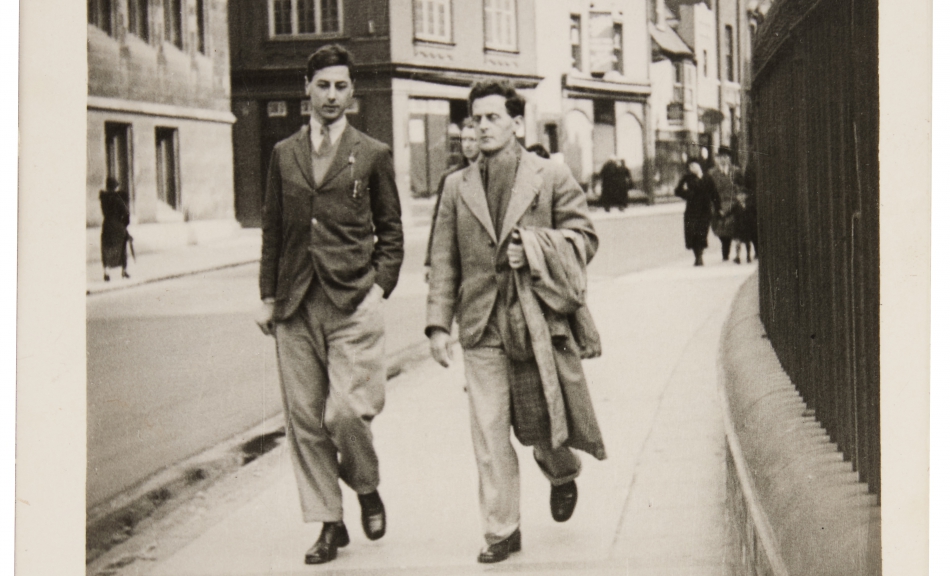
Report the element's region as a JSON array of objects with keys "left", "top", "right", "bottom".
[
  {"left": 426, "top": 148, "right": 597, "bottom": 349},
  {"left": 260, "top": 124, "right": 404, "bottom": 319}
]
